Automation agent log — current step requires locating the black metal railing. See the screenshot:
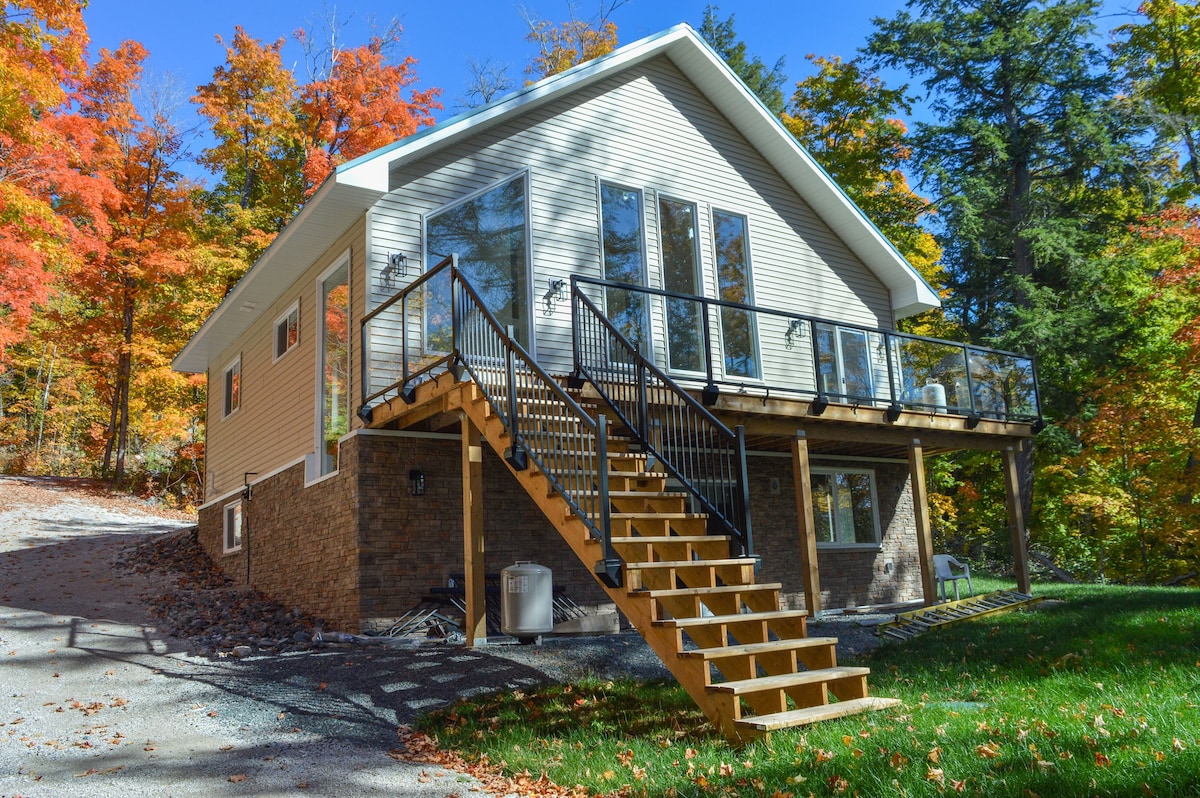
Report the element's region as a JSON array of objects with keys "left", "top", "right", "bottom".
[
  {"left": 360, "top": 258, "right": 620, "bottom": 586},
  {"left": 571, "top": 278, "right": 754, "bottom": 559},
  {"left": 571, "top": 276, "right": 1042, "bottom": 424}
]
